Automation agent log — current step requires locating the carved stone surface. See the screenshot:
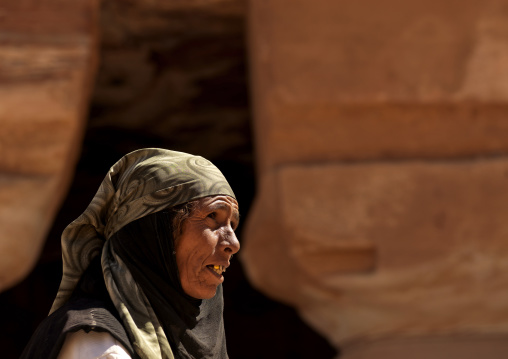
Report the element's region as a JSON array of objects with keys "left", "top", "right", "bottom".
[
  {"left": 248, "top": 159, "right": 508, "bottom": 336},
  {"left": 243, "top": 0, "right": 508, "bottom": 357},
  {"left": 244, "top": 160, "right": 508, "bottom": 357},
  {"left": 249, "top": 0, "right": 508, "bottom": 172},
  {"left": 0, "top": 0, "right": 98, "bottom": 291}
]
